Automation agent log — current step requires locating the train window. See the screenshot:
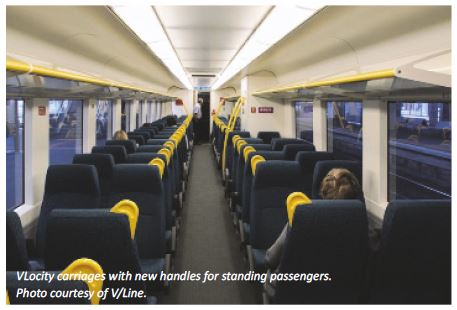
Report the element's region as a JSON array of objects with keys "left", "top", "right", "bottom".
[
  {"left": 6, "top": 99, "right": 24, "bottom": 210},
  {"left": 327, "top": 101, "right": 363, "bottom": 161},
  {"left": 294, "top": 101, "right": 313, "bottom": 142},
  {"left": 96, "top": 100, "right": 113, "bottom": 146},
  {"left": 49, "top": 99, "right": 83, "bottom": 165},
  {"left": 388, "top": 102, "right": 451, "bottom": 200},
  {"left": 121, "top": 101, "right": 130, "bottom": 132}
]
